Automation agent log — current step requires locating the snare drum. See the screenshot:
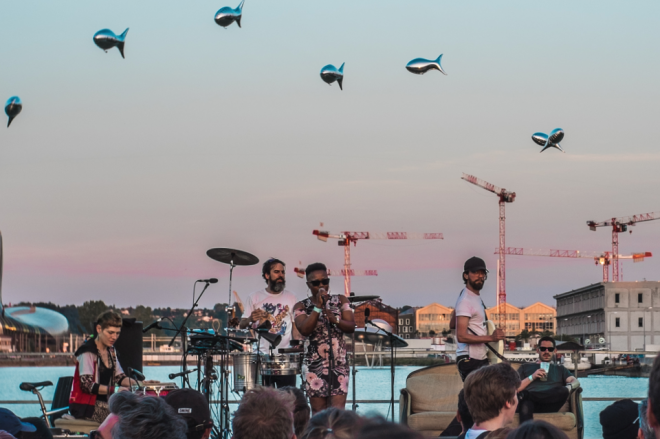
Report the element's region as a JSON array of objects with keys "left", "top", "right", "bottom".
[
  {"left": 139, "top": 382, "right": 178, "bottom": 397},
  {"left": 260, "top": 353, "right": 301, "bottom": 376},
  {"left": 231, "top": 352, "right": 260, "bottom": 392}
]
